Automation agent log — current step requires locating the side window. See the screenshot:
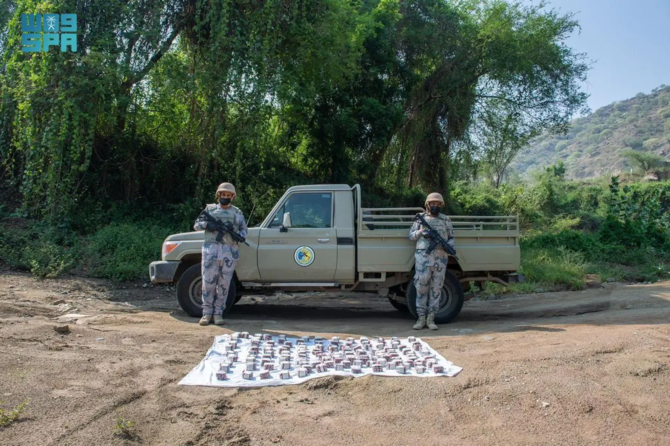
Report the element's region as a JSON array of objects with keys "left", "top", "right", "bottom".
[{"left": 268, "top": 193, "right": 332, "bottom": 228}]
